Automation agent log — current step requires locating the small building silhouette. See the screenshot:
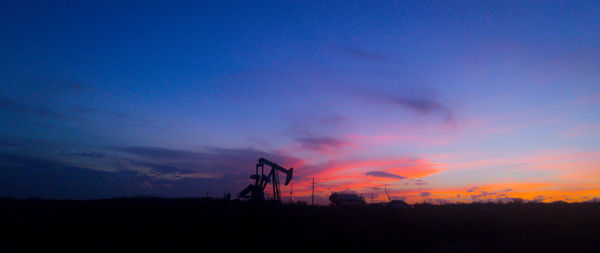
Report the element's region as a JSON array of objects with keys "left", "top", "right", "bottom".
[{"left": 329, "top": 192, "right": 366, "bottom": 206}]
